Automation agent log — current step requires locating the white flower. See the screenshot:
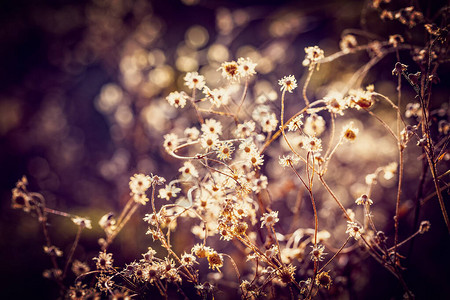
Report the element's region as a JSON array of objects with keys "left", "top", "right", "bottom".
[
  {"left": 163, "top": 133, "right": 179, "bottom": 152},
  {"left": 237, "top": 57, "right": 257, "bottom": 78},
  {"left": 260, "top": 211, "right": 279, "bottom": 228},
  {"left": 184, "top": 127, "right": 200, "bottom": 141},
  {"left": 287, "top": 115, "right": 304, "bottom": 131},
  {"left": 71, "top": 217, "right": 92, "bottom": 229},
  {"left": 200, "top": 132, "right": 220, "bottom": 150},
  {"left": 310, "top": 244, "right": 327, "bottom": 262},
  {"left": 179, "top": 161, "right": 199, "bottom": 179},
  {"left": 279, "top": 155, "right": 300, "bottom": 168},
  {"left": 235, "top": 121, "right": 256, "bottom": 138},
  {"left": 218, "top": 60, "right": 240, "bottom": 81},
  {"left": 201, "top": 119, "right": 223, "bottom": 135},
  {"left": 303, "top": 114, "right": 326, "bottom": 136},
  {"left": 215, "top": 141, "right": 235, "bottom": 160},
  {"left": 260, "top": 113, "right": 278, "bottom": 133},
  {"left": 342, "top": 121, "right": 359, "bottom": 142},
  {"left": 278, "top": 75, "right": 298, "bottom": 93},
  {"left": 129, "top": 174, "right": 152, "bottom": 195},
  {"left": 302, "top": 136, "right": 323, "bottom": 153},
  {"left": 184, "top": 72, "right": 205, "bottom": 90},
  {"left": 303, "top": 46, "right": 325, "bottom": 70},
  {"left": 203, "top": 87, "right": 230, "bottom": 108},
  {"left": 346, "top": 221, "right": 363, "bottom": 240},
  {"left": 166, "top": 91, "right": 188, "bottom": 108},
  {"left": 324, "top": 91, "right": 347, "bottom": 115},
  {"left": 158, "top": 184, "right": 182, "bottom": 201}
]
